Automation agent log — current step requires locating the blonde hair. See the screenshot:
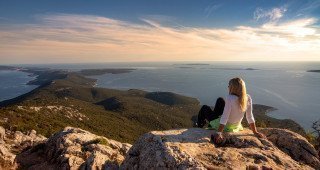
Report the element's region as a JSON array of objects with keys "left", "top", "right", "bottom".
[{"left": 228, "top": 77, "right": 248, "bottom": 112}]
